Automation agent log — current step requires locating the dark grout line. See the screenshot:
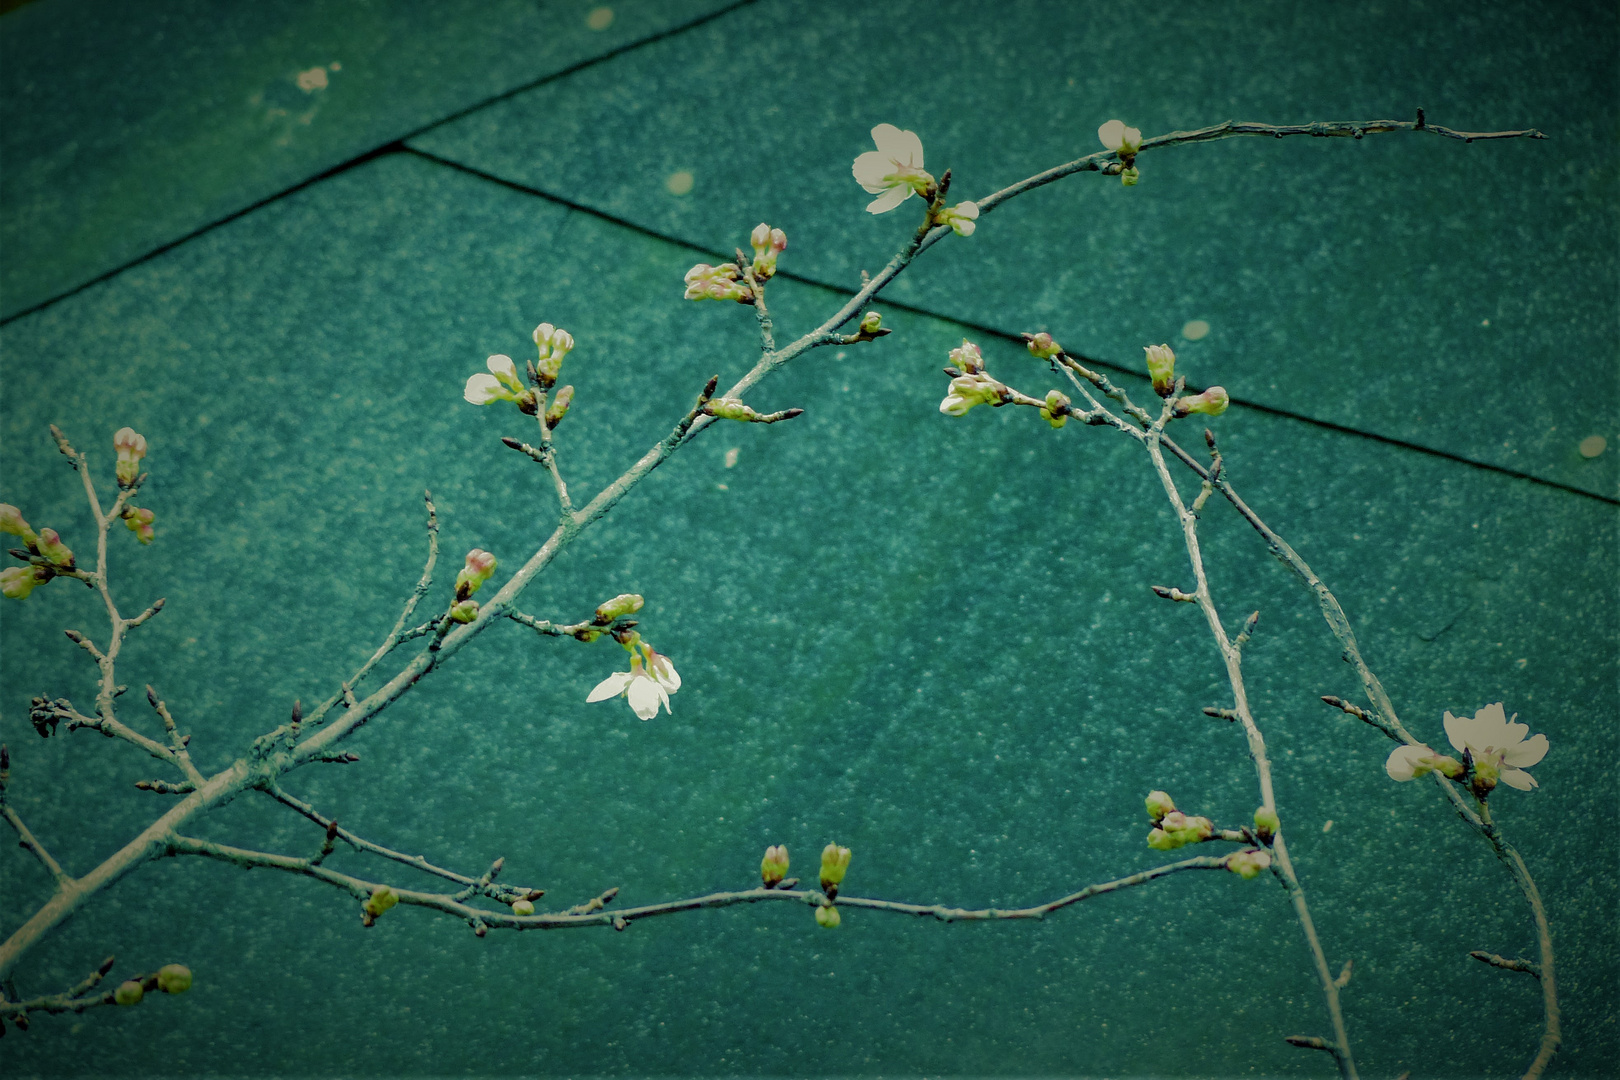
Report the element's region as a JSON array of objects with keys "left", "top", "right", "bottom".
[
  {"left": 0, "top": 0, "right": 761, "bottom": 329},
  {"left": 403, "top": 145, "right": 1619, "bottom": 508}
]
